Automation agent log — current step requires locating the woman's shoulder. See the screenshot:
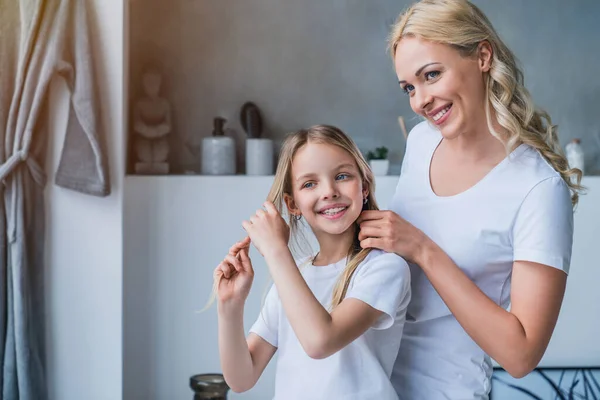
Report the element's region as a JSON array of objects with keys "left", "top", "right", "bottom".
[{"left": 507, "top": 144, "right": 569, "bottom": 191}]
